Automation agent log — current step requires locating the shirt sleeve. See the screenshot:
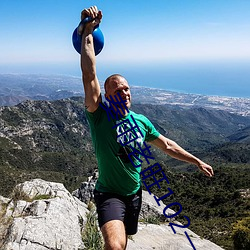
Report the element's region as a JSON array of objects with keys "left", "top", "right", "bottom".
[
  {"left": 143, "top": 116, "right": 160, "bottom": 142},
  {"left": 85, "top": 105, "right": 104, "bottom": 127}
]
